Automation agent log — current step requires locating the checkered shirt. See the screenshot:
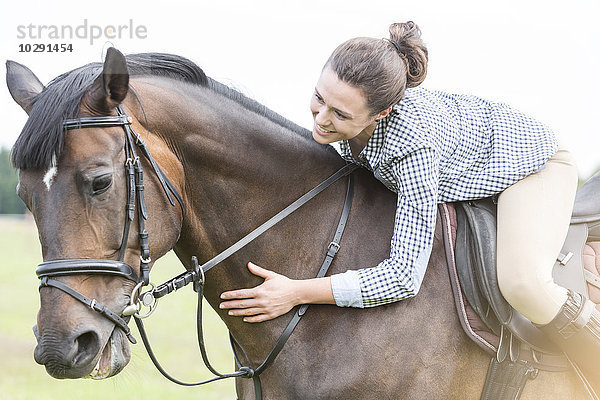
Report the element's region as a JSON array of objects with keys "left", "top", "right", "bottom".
[{"left": 330, "top": 87, "right": 557, "bottom": 308}]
